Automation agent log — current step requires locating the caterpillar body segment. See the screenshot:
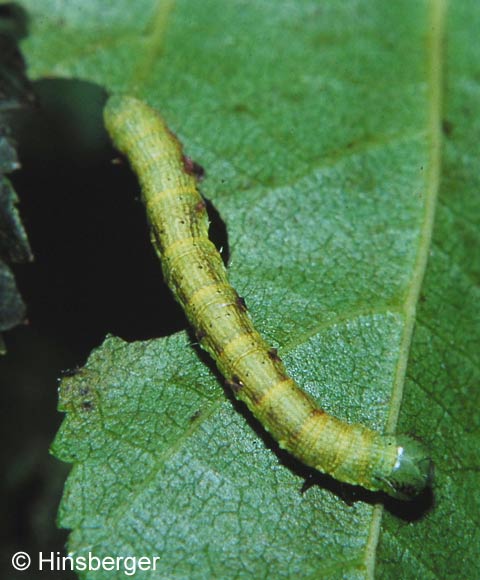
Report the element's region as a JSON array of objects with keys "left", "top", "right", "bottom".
[{"left": 104, "top": 96, "right": 432, "bottom": 500}]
